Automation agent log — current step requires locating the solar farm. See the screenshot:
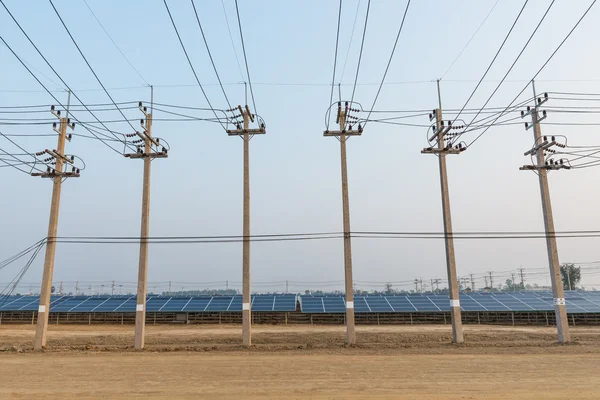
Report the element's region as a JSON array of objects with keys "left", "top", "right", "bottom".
[{"left": 2, "top": 291, "right": 600, "bottom": 327}]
